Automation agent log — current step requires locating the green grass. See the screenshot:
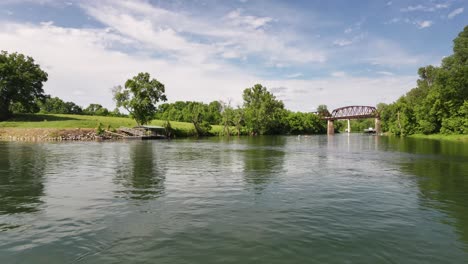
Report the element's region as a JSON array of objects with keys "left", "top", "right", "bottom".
[
  {"left": 0, "top": 113, "right": 224, "bottom": 137},
  {"left": 408, "top": 133, "right": 468, "bottom": 142}
]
